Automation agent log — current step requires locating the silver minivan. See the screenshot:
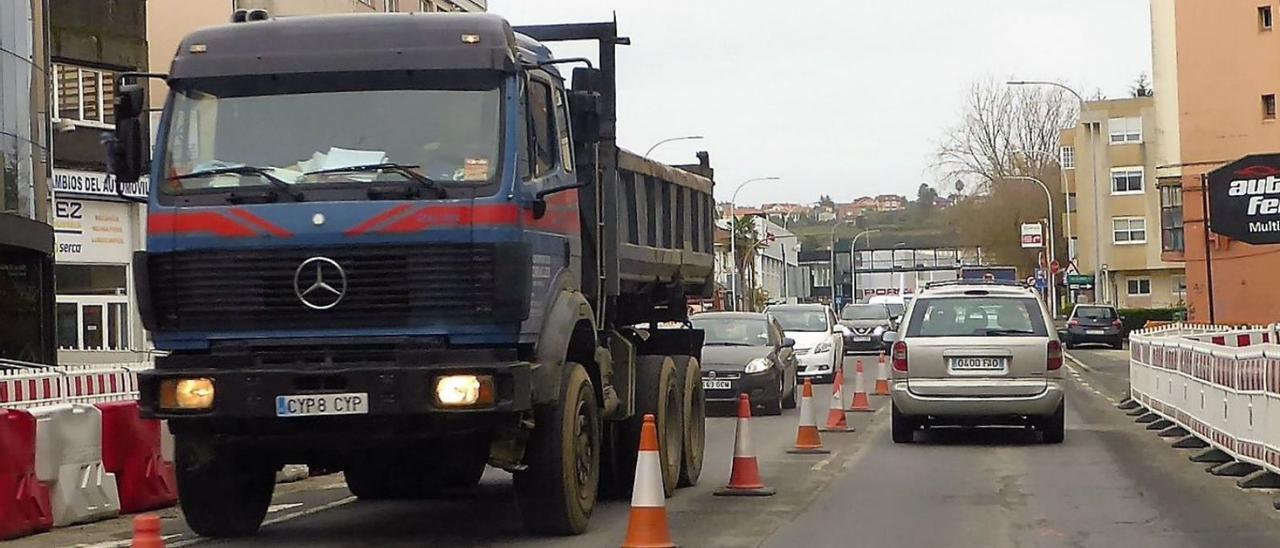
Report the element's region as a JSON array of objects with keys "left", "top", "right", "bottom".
[{"left": 884, "top": 282, "right": 1065, "bottom": 444}]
